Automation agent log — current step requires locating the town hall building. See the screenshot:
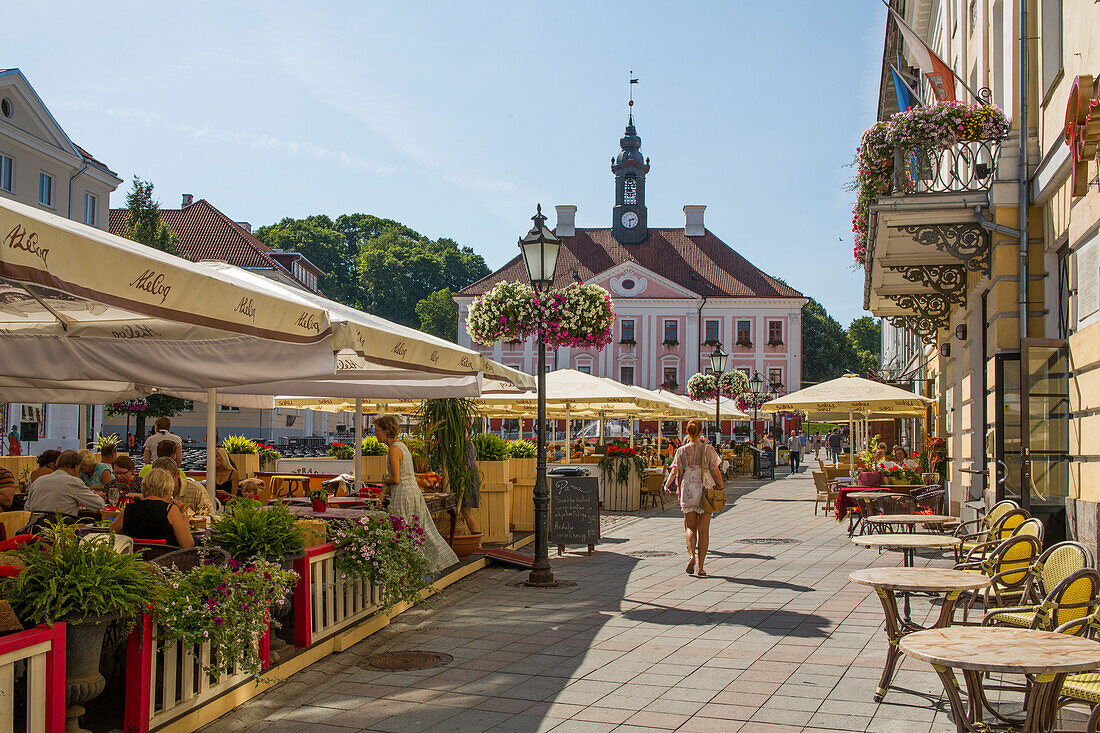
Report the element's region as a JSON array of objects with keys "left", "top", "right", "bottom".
[{"left": 454, "top": 116, "right": 806, "bottom": 396}]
